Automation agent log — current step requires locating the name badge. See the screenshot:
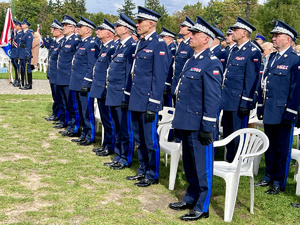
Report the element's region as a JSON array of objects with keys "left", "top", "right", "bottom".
[{"left": 190, "top": 67, "right": 201, "bottom": 73}]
